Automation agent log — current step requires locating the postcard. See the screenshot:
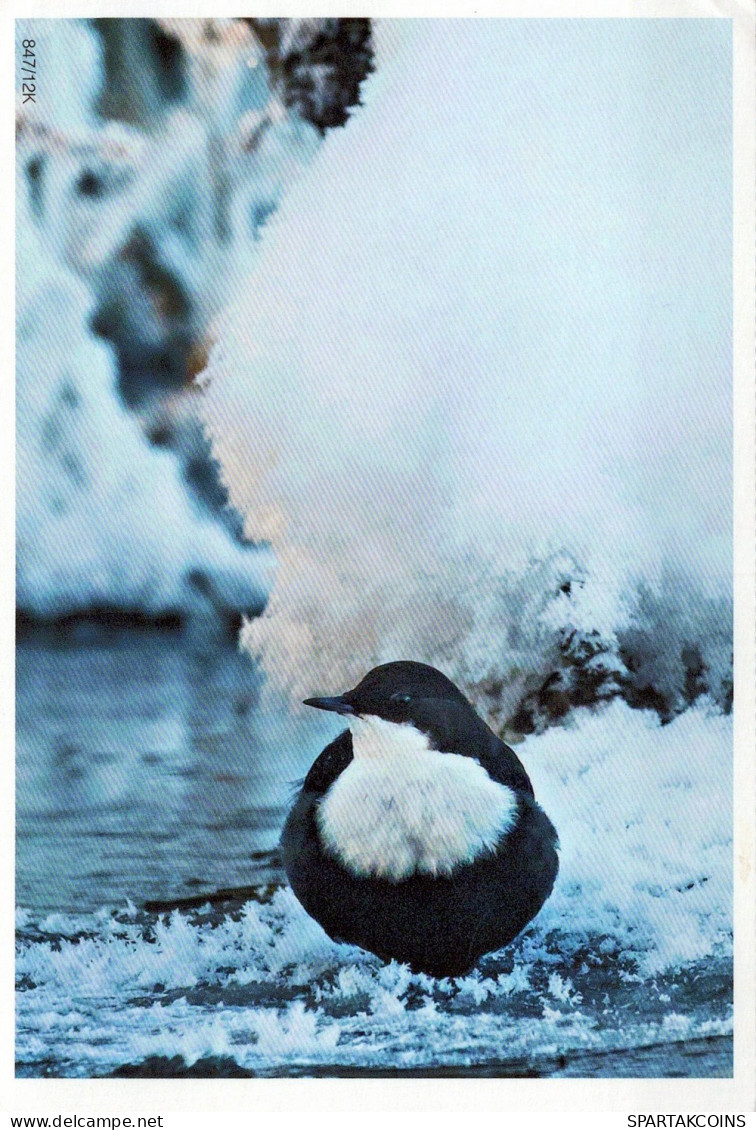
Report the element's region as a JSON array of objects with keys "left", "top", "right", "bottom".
[{"left": 8, "top": 4, "right": 755, "bottom": 1117}]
